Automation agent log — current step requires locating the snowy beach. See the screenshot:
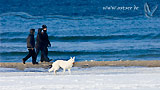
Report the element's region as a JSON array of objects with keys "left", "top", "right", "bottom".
[
  {"left": 0, "top": 66, "right": 160, "bottom": 90},
  {"left": 0, "top": 0, "right": 160, "bottom": 90}
]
